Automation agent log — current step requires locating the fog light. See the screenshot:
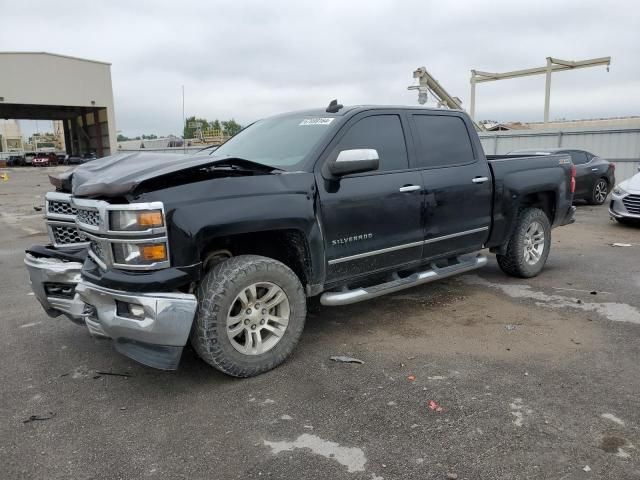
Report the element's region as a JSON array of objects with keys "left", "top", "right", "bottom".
[
  {"left": 129, "top": 304, "right": 145, "bottom": 318},
  {"left": 116, "top": 300, "right": 146, "bottom": 319}
]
